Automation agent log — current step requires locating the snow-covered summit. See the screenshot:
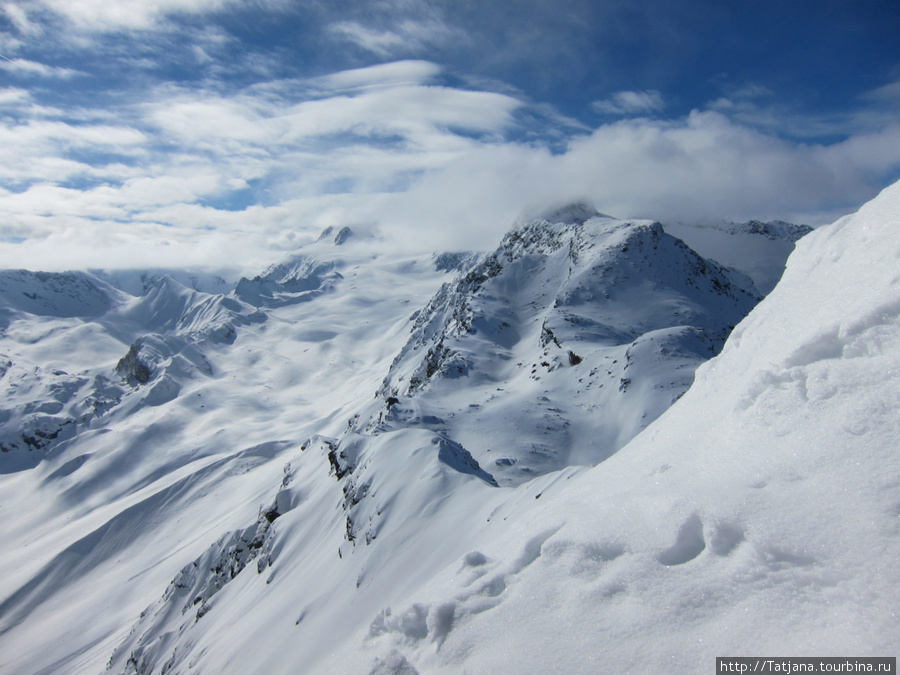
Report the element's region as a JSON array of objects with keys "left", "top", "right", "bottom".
[
  {"left": 234, "top": 254, "right": 343, "bottom": 308},
  {"left": 125, "top": 274, "right": 265, "bottom": 341},
  {"left": 389, "top": 213, "right": 757, "bottom": 393},
  {"left": 375, "top": 211, "right": 759, "bottom": 482},
  {"left": 728, "top": 218, "right": 812, "bottom": 241},
  {"left": 317, "top": 224, "right": 355, "bottom": 245},
  {"left": 90, "top": 268, "right": 234, "bottom": 296}
]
